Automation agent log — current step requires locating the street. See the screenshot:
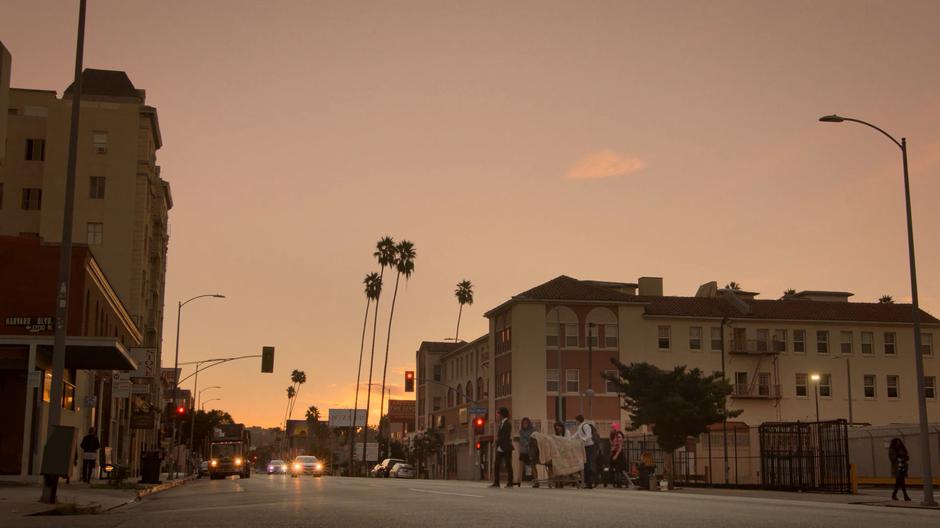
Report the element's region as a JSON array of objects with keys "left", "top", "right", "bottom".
[{"left": 7, "top": 475, "right": 938, "bottom": 528}]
